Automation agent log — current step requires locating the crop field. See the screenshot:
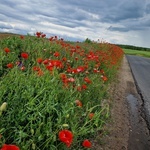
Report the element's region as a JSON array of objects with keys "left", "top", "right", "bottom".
[
  {"left": 0, "top": 32, "right": 124, "bottom": 150},
  {"left": 123, "top": 48, "right": 150, "bottom": 58}
]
